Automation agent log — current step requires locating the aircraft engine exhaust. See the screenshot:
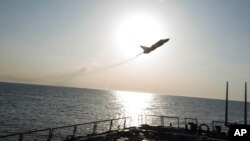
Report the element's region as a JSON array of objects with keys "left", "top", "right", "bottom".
[{"left": 88, "top": 52, "right": 143, "bottom": 74}]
